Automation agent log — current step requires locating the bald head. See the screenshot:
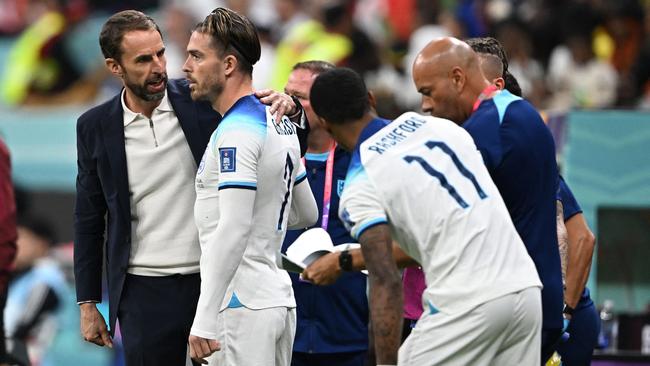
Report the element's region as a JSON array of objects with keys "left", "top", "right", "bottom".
[
  {"left": 414, "top": 37, "right": 480, "bottom": 74},
  {"left": 412, "top": 37, "right": 489, "bottom": 124}
]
